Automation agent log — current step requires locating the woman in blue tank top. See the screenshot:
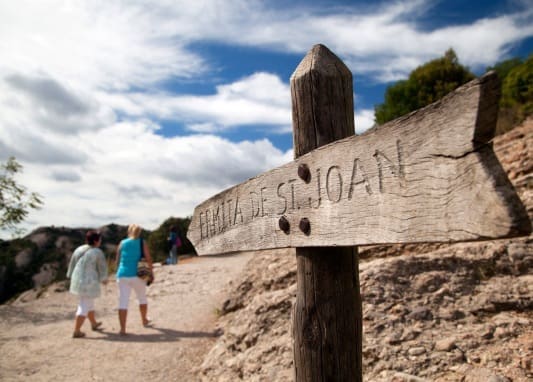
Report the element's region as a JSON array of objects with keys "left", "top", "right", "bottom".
[{"left": 115, "top": 224, "right": 154, "bottom": 335}]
